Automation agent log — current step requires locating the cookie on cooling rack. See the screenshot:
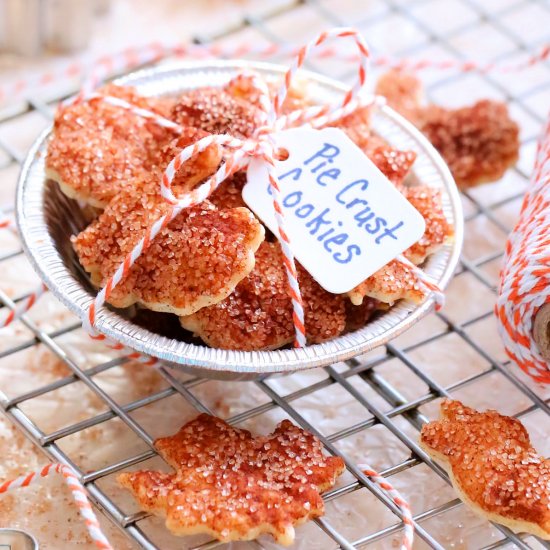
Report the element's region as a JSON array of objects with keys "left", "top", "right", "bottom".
[
  {"left": 420, "top": 399, "right": 550, "bottom": 540},
  {"left": 419, "top": 101, "right": 520, "bottom": 188},
  {"left": 118, "top": 414, "right": 345, "bottom": 545},
  {"left": 375, "top": 70, "right": 520, "bottom": 188}
]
